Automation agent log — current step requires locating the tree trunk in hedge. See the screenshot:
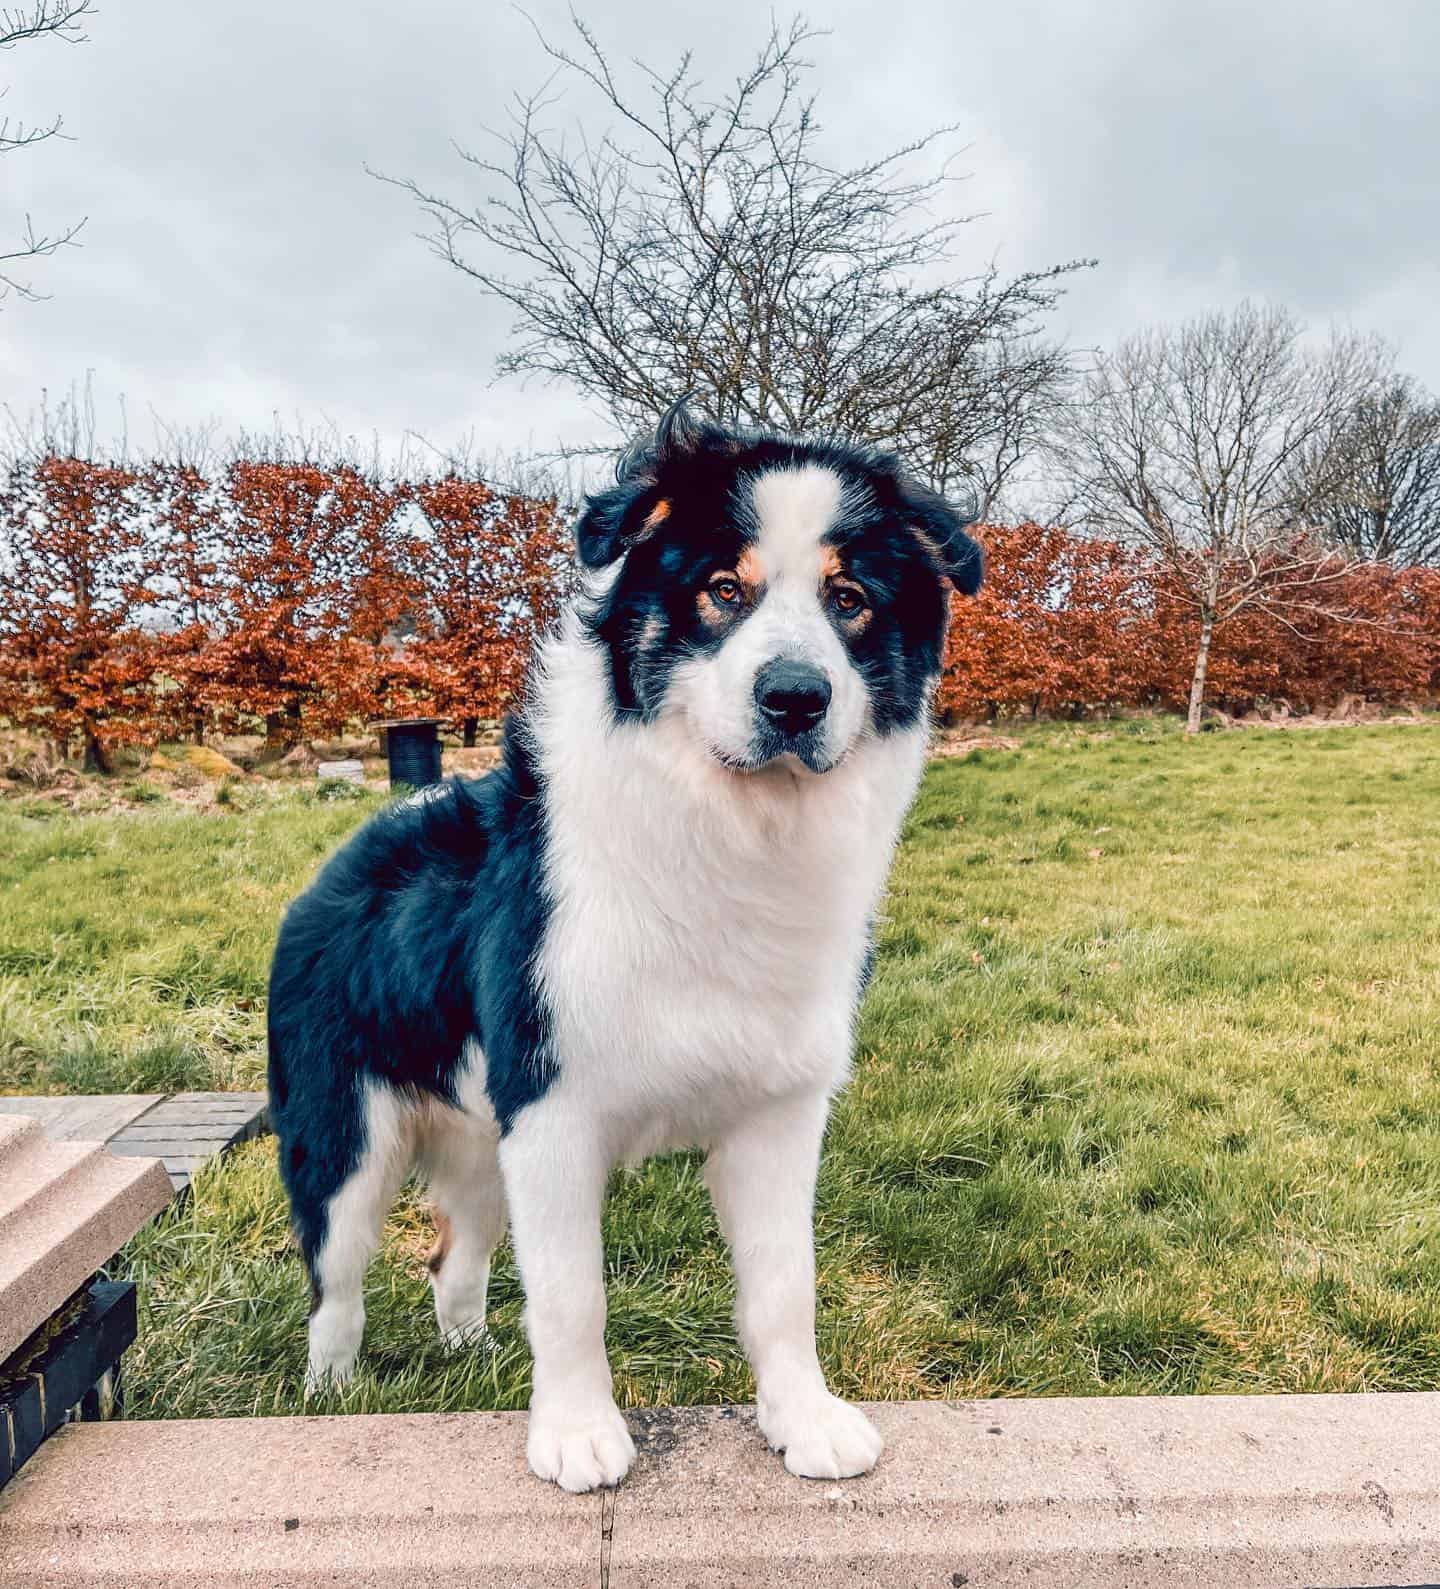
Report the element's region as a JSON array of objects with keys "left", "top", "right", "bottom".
[
  {"left": 463, "top": 717, "right": 477, "bottom": 748},
  {"left": 1186, "top": 612, "right": 1216, "bottom": 735},
  {"left": 82, "top": 726, "right": 113, "bottom": 774},
  {"left": 262, "top": 699, "right": 304, "bottom": 758}
]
